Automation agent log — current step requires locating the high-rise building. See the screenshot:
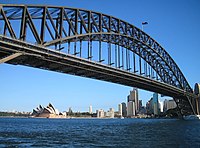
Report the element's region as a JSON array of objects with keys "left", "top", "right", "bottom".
[
  {"left": 146, "top": 98, "right": 153, "bottom": 115},
  {"left": 127, "top": 88, "right": 139, "bottom": 116},
  {"left": 153, "top": 93, "right": 159, "bottom": 115},
  {"left": 163, "top": 99, "right": 168, "bottom": 112},
  {"left": 163, "top": 99, "right": 177, "bottom": 112},
  {"left": 89, "top": 105, "right": 92, "bottom": 114},
  {"left": 146, "top": 93, "right": 160, "bottom": 116},
  {"left": 118, "top": 104, "right": 122, "bottom": 116},
  {"left": 139, "top": 100, "right": 142, "bottom": 112},
  {"left": 167, "top": 100, "right": 177, "bottom": 110},
  {"left": 159, "top": 100, "right": 163, "bottom": 113},
  {"left": 129, "top": 88, "right": 139, "bottom": 113},
  {"left": 127, "top": 101, "right": 135, "bottom": 117},
  {"left": 121, "top": 102, "right": 127, "bottom": 117}
]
